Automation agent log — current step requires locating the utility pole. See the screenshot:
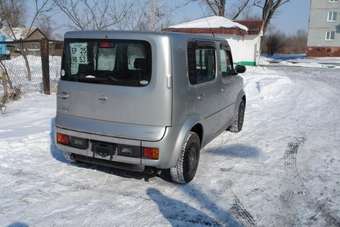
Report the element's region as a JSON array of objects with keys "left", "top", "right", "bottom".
[{"left": 149, "top": 0, "right": 156, "bottom": 31}]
